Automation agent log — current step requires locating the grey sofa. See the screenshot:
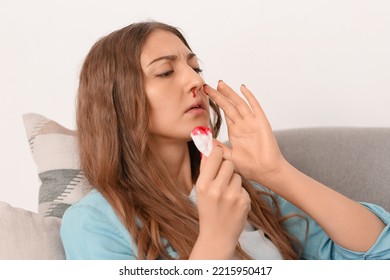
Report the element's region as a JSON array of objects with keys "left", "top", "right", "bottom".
[
  {"left": 275, "top": 127, "right": 390, "bottom": 210},
  {"left": 0, "top": 126, "right": 389, "bottom": 259}
]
